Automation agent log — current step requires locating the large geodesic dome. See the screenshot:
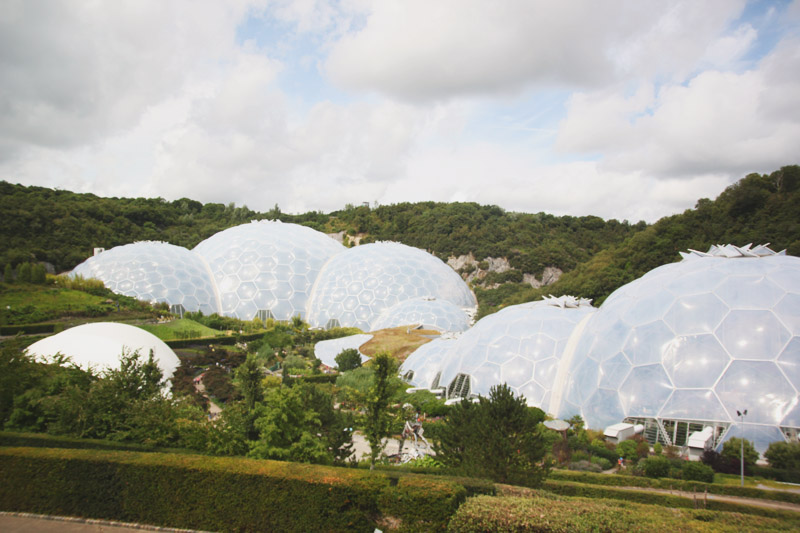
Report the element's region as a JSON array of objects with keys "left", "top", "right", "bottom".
[
  {"left": 25, "top": 322, "right": 180, "bottom": 384},
  {"left": 193, "top": 221, "right": 345, "bottom": 321},
  {"left": 555, "top": 244, "right": 800, "bottom": 453},
  {"left": 72, "top": 242, "right": 219, "bottom": 315},
  {"left": 400, "top": 337, "right": 455, "bottom": 389},
  {"left": 438, "top": 296, "right": 595, "bottom": 408},
  {"left": 306, "top": 242, "right": 476, "bottom": 331},
  {"left": 371, "top": 298, "right": 471, "bottom": 332}
]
